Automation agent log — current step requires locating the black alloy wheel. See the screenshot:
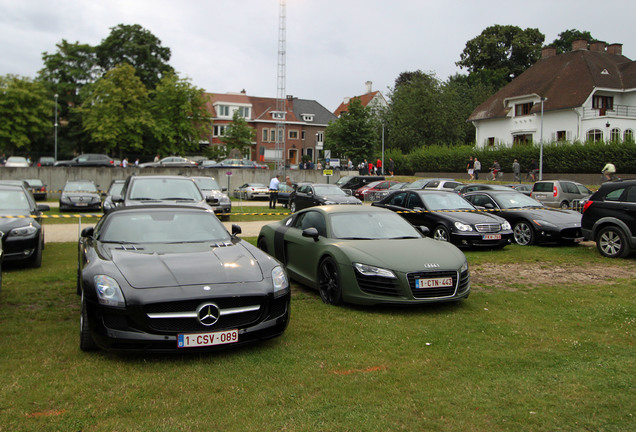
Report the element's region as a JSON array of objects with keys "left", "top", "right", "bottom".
[
  {"left": 433, "top": 225, "right": 450, "bottom": 242},
  {"left": 80, "top": 294, "right": 97, "bottom": 351},
  {"left": 318, "top": 256, "right": 343, "bottom": 305}
]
